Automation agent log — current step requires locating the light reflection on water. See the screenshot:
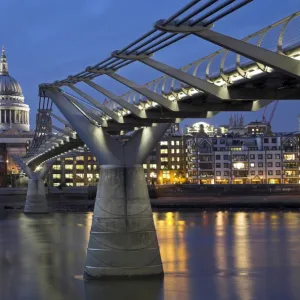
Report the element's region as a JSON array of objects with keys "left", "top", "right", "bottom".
[{"left": 1, "top": 211, "right": 300, "bottom": 299}]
